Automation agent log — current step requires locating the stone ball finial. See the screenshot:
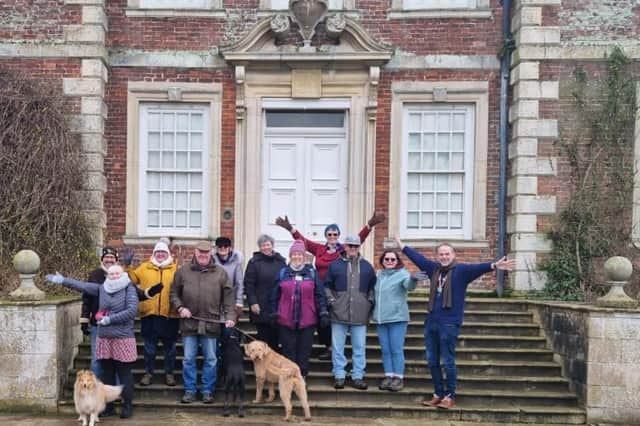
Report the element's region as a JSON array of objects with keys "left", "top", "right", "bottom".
[
  {"left": 12, "top": 249, "right": 41, "bottom": 274},
  {"left": 603, "top": 256, "right": 633, "bottom": 282}
]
